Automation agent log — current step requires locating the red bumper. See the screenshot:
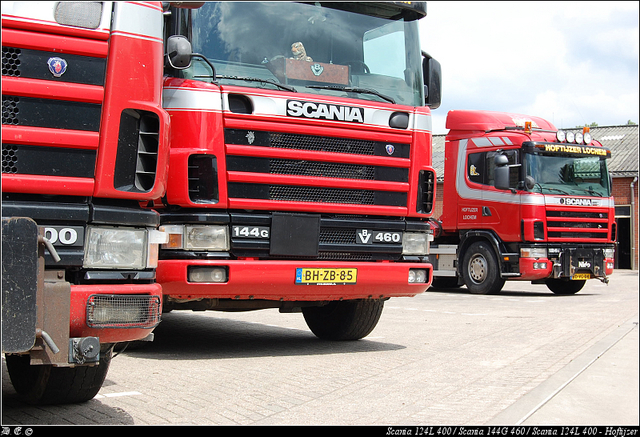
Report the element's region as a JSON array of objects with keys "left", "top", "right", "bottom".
[
  {"left": 69, "top": 283, "right": 162, "bottom": 344},
  {"left": 518, "top": 257, "right": 615, "bottom": 281},
  {"left": 157, "top": 259, "right": 432, "bottom": 301}
]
